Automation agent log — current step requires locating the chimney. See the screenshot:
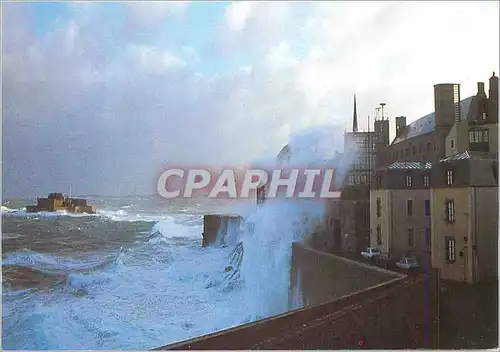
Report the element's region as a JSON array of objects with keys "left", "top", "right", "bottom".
[
  {"left": 489, "top": 72, "right": 498, "bottom": 101},
  {"left": 395, "top": 116, "right": 406, "bottom": 136},
  {"left": 477, "top": 82, "right": 486, "bottom": 98},
  {"left": 352, "top": 94, "right": 358, "bottom": 132},
  {"left": 434, "top": 84, "right": 460, "bottom": 127},
  {"left": 489, "top": 72, "right": 499, "bottom": 123}
]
